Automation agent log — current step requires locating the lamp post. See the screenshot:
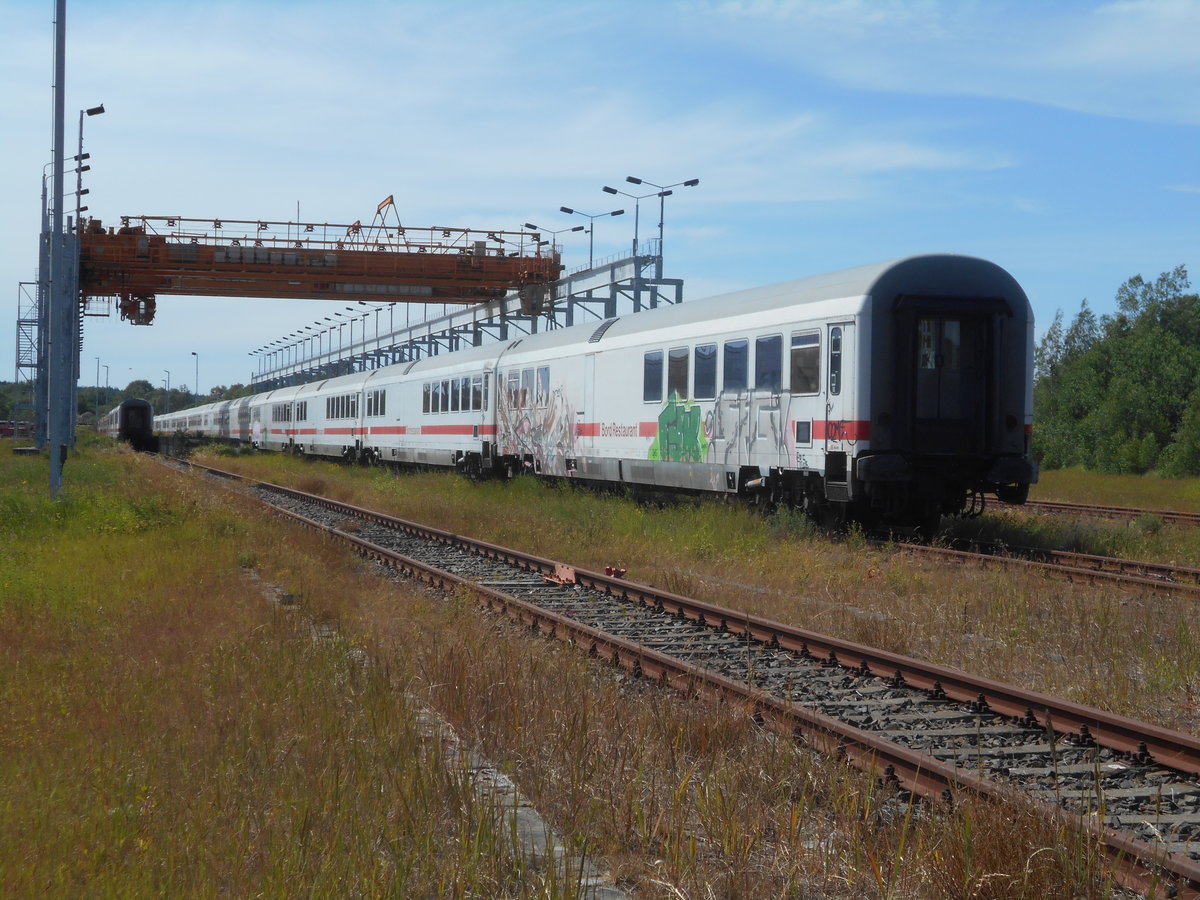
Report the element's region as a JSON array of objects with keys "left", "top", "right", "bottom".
[
  {"left": 103, "top": 365, "right": 109, "bottom": 408},
  {"left": 75, "top": 105, "right": 104, "bottom": 226},
  {"left": 163, "top": 370, "right": 171, "bottom": 414},
  {"left": 601, "top": 185, "right": 664, "bottom": 257},
  {"left": 524, "top": 222, "right": 586, "bottom": 261},
  {"left": 624, "top": 176, "right": 698, "bottom": 273},
  {"left": 191, "top": 351, "right": 199, "bottom": 402},
  {"left": 94, "top": 356, "right": 100, "bottom": 423},
  {"left": 557, "top": 206, "right": 624, "bottom": 269}
]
